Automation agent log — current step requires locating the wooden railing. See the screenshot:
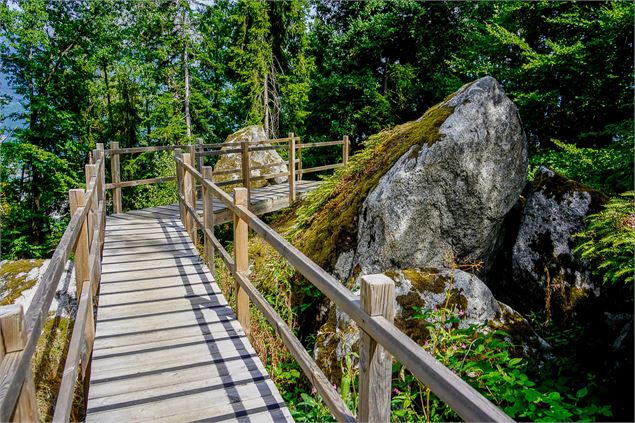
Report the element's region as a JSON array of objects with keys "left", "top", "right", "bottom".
[
  {"left": 174, "top": 155, "right": 514, "bottom": 423},
  {"left": 0, "top": 144, "right": 106, "bottom": 422},
  {"left": 104, "top": 135, "right": 350, "bottom": 213}
]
